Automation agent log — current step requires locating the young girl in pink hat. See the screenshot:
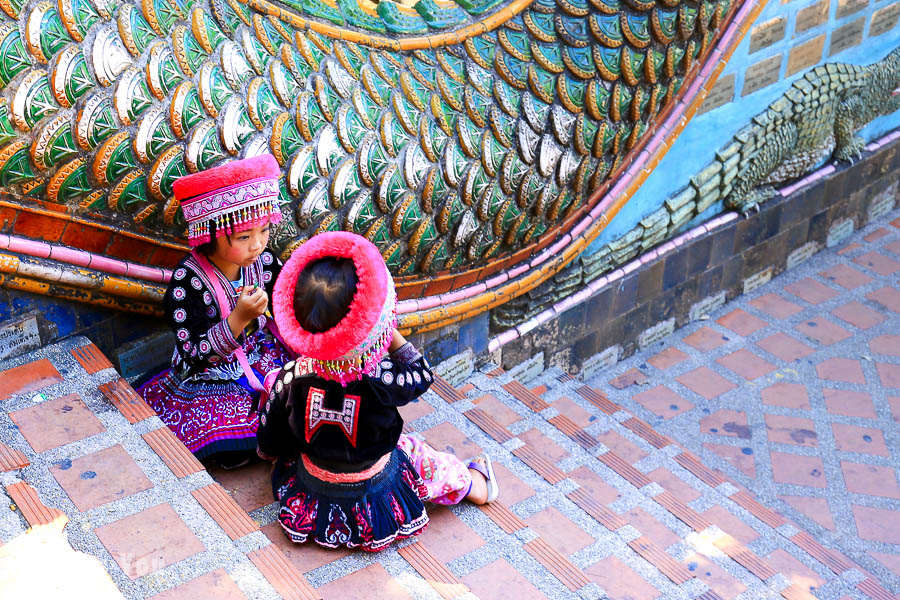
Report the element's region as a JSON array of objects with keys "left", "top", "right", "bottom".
[
  {"left": 138, "top": 155, "right": 292, "bottom": 469},
  {"left": 257, "top": 231, "right": 499, "bottom": 551}
]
